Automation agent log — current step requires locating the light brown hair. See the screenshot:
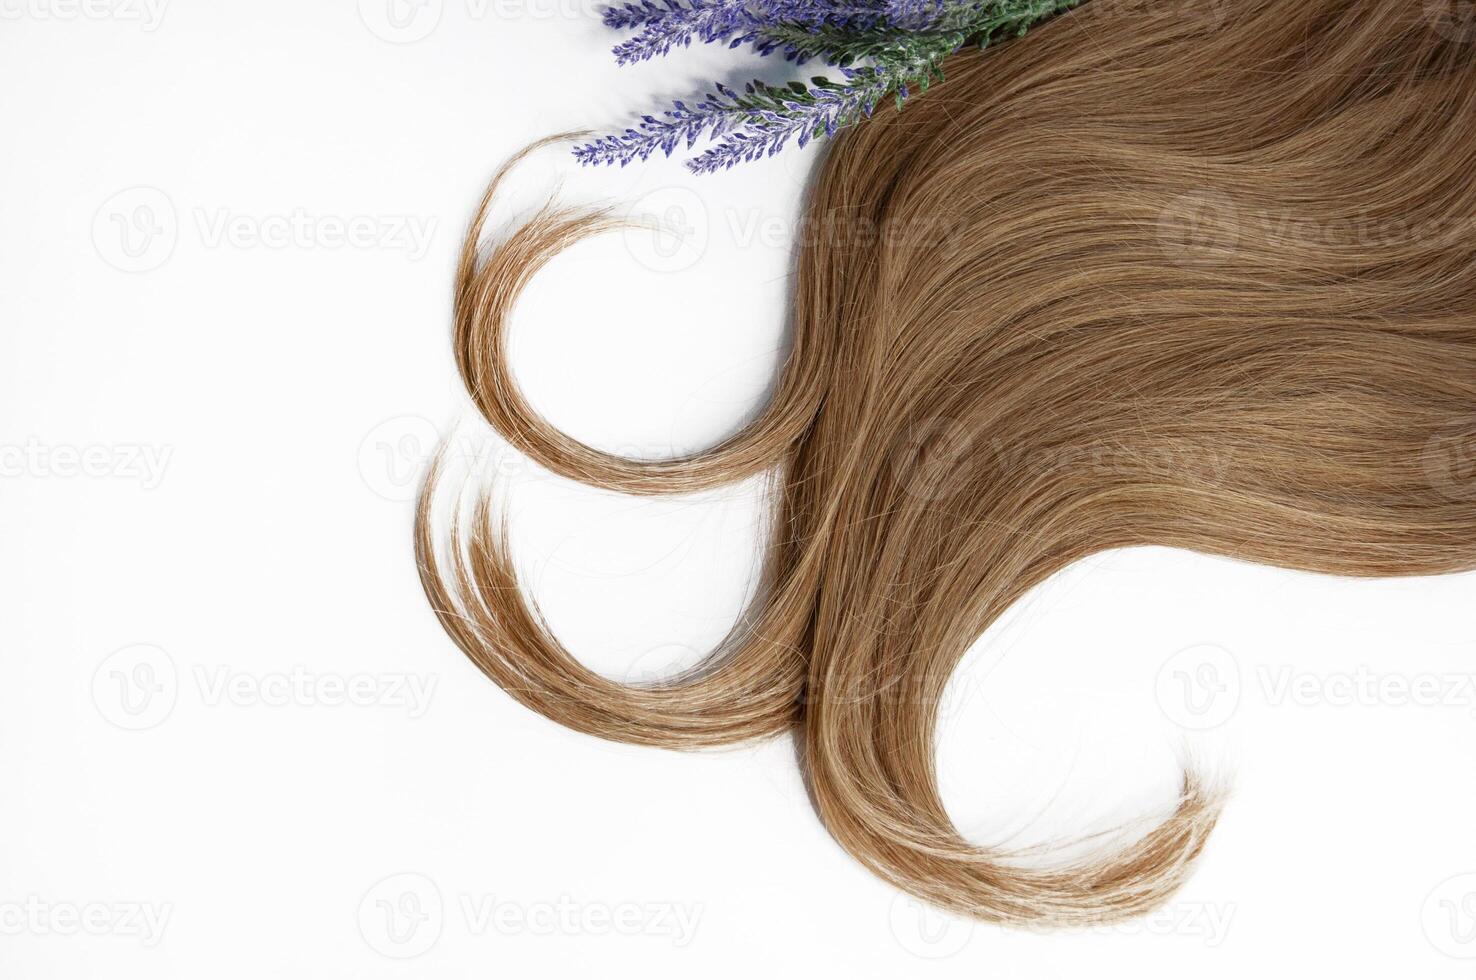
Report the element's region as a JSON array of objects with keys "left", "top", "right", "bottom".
[{"left": 418, "top": 0, "right": 1476, "bottom": 925}]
